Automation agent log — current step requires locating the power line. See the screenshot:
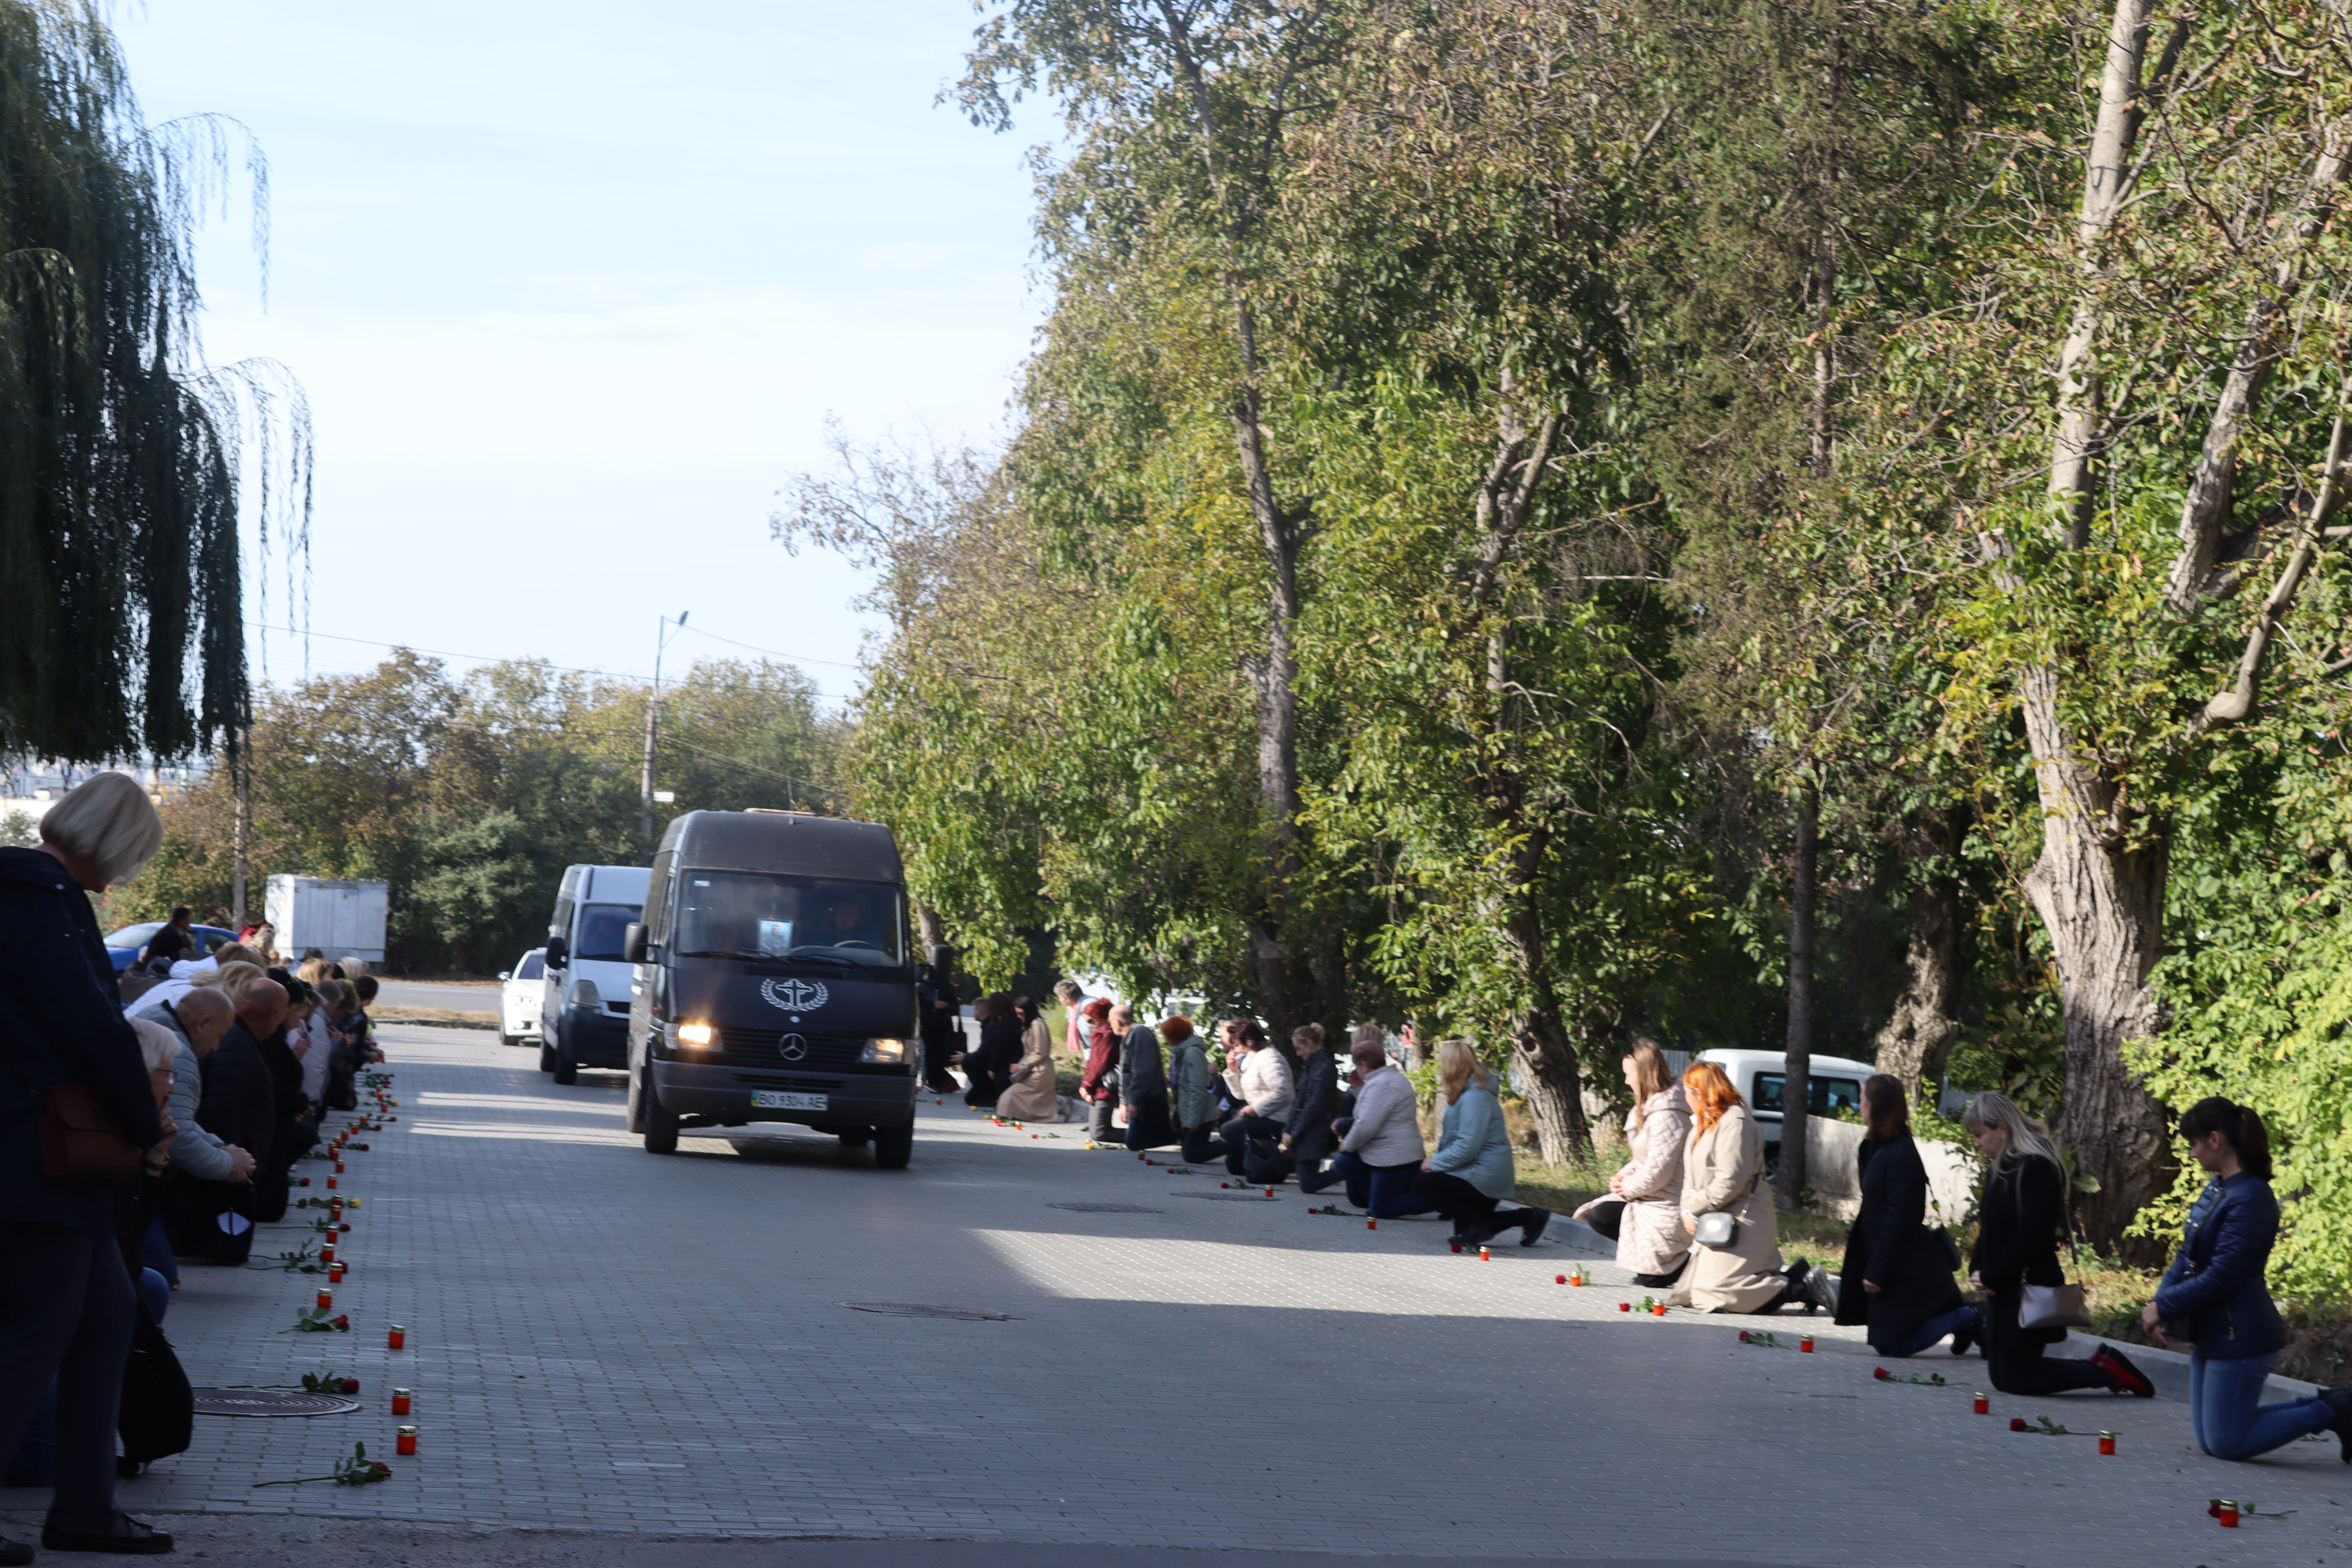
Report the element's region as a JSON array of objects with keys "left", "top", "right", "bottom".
[
  {"left": 673, "top": 621, "right": 863, "bottom": 671},
  {"left": 663, "top": 735, "right": 847, "bottom": 799}
]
